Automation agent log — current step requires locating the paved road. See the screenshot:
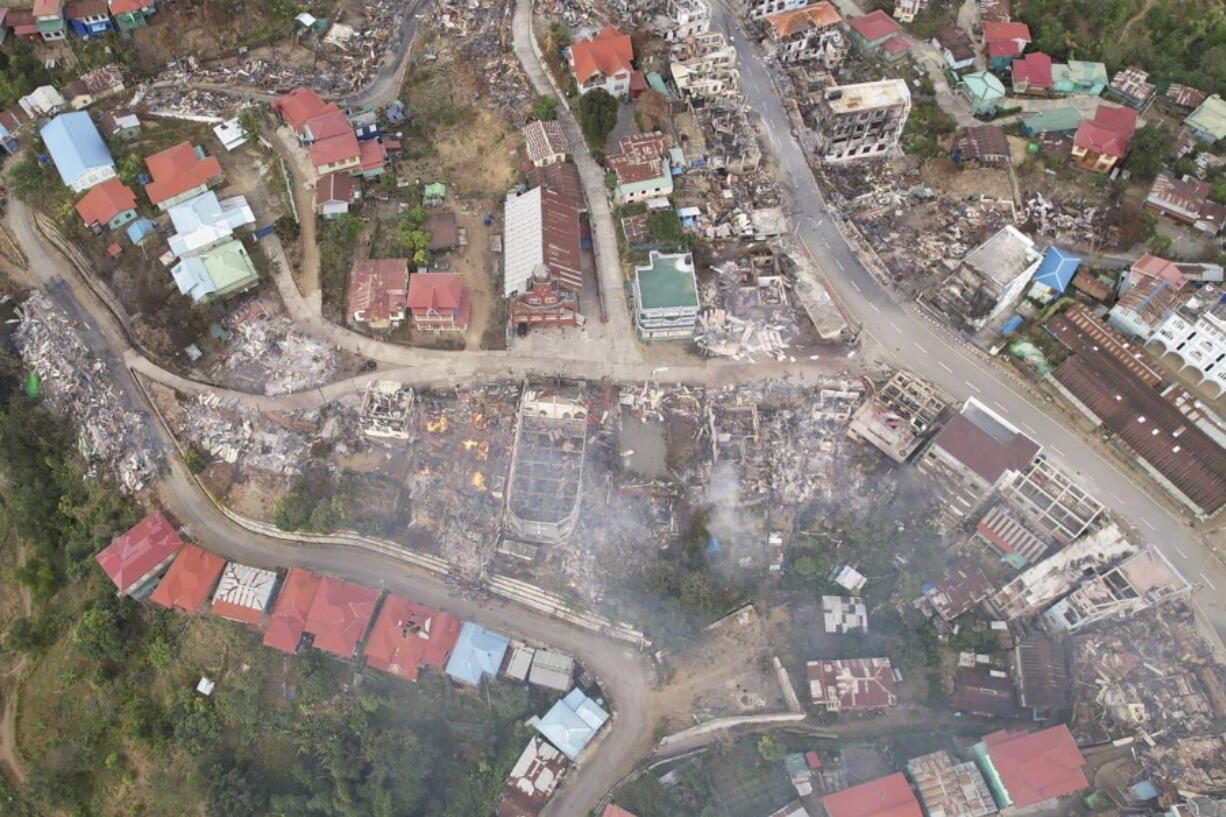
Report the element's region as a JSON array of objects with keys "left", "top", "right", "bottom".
[
  {"left": 5, "top": 199, "right": 655, "bottom": 817},
  {"left": 710, "top": 2, "right": 1226, "bottom": 638}
]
